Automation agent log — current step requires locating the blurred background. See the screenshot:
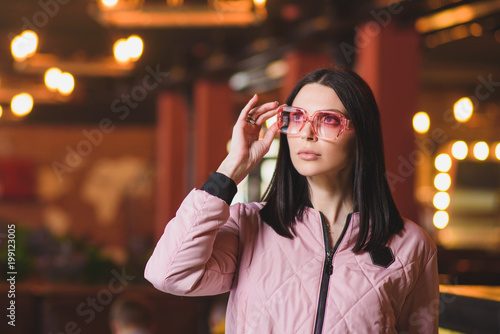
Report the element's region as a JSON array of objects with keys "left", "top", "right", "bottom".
[{"left": 0, "top": 0, "right": 499, "bottom": 333}]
